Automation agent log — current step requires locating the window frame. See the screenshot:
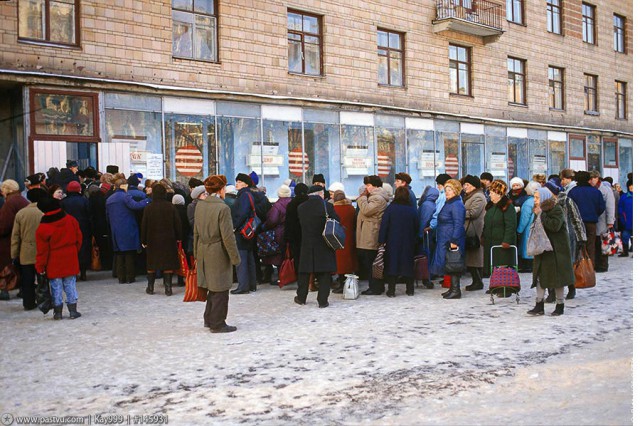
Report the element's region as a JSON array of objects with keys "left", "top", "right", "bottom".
[
  {"left": 615, "top": 80, "right": 627, "bottom": 120},
  {"left": 18, "top": 0, "right": 81, "bottom": 47},
  {"left": 507, "top": 57, "right": 526, "bottom": 105},
  {"left": 506, "top": 0, "right": 525, "bottom": 25},
  {"left": 171, "top": 0, "right": 219, "bottom": 63},
  {"left": 546, "top": 0, "right": 562, "bottom": 35},
  {"left": 602, "top": 137, "right": 619, "bottom": 168},
  {"left": 377, "top": 28, "right": 405, "bottom": 87},
  {"left": 613, "top": 14, "right": 626, "bottom": 53},
  {"left": 548, "top": 66, "right": 564, "bottom": 111},
  {"left": 449, "top": 44, "right": 472, "bottom": 96},
  {"left": 287, "top": 9, "right": 323, "bottom": 76},
  {"left": 584, "top": 73, "right": 598, "bottom": 114},
  {"left": 582, "top": 3, "right": 596, "bottom": 44},
  {"left": 569, "top": 134, "right": 586, "bottom": 161}
]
